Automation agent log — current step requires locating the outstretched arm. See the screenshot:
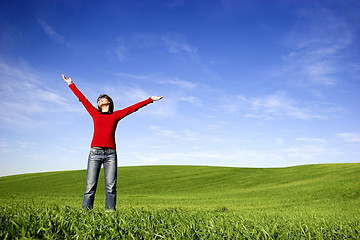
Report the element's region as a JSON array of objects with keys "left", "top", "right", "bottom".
[
  {"left": 62, "top": 74, "right": 97, "bottom": 115},
  {"left": 115, "top": 96, "right": 164, "bottom": 120}
]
